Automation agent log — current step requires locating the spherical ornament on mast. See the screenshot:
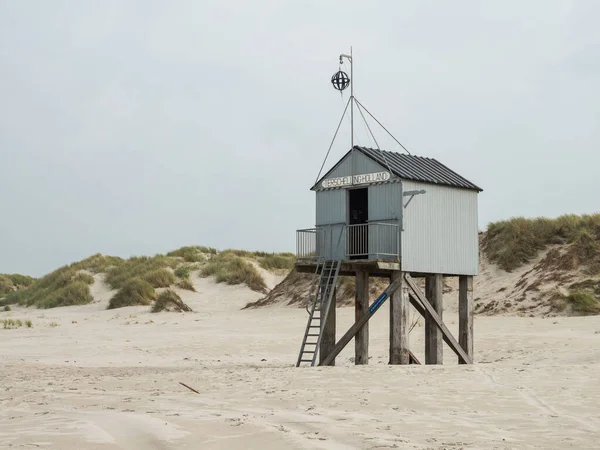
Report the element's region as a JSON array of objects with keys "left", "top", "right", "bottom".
[{"left": 331, "top": 70, "right": 350, "bottom": 91}]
